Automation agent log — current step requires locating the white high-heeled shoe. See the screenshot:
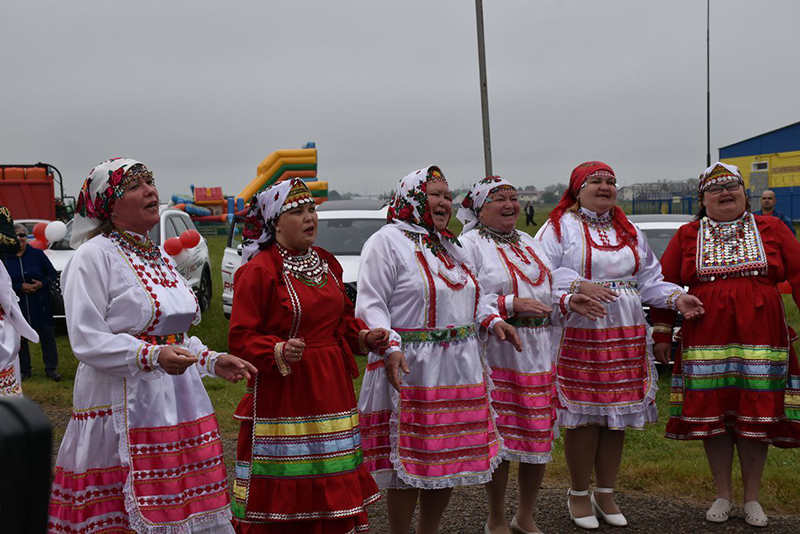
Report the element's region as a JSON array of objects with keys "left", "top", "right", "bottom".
[
  {"left": 591, "top": 487, "right": 628, "bottom": 527},
  {"left": 567, "top": 488, "right": 599, "bottom": 530}
]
